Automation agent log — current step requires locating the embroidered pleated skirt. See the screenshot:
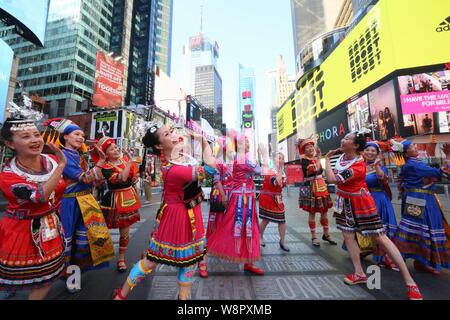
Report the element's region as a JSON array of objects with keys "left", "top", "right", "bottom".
[{"left": 207, "top": 191, "right": 261, "bottom": 263}]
